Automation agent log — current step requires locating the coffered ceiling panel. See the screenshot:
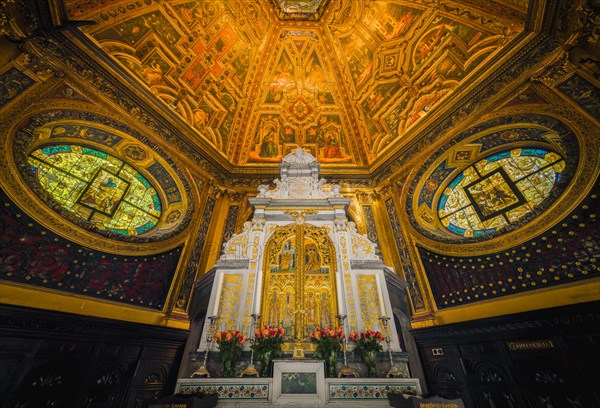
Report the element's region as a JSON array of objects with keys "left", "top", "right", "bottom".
[{"left": 66, "top": 0, "right": 527, "bottom": 171}]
